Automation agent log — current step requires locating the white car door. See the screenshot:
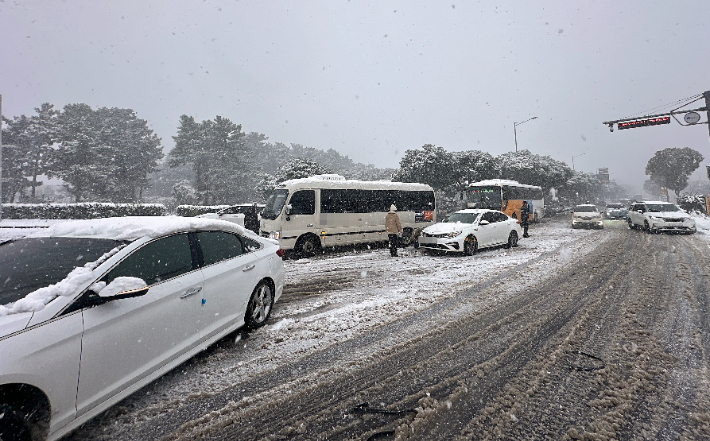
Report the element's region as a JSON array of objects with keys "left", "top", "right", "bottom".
[
  {"left": 476, "top": 212, "right": 498, "bottom": 247},
  {"left": 75, "top": 233, "right": 204, "bottom": 417},
  {"left": 195, "top": 231, "right": 262, "bottom": 341}
]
